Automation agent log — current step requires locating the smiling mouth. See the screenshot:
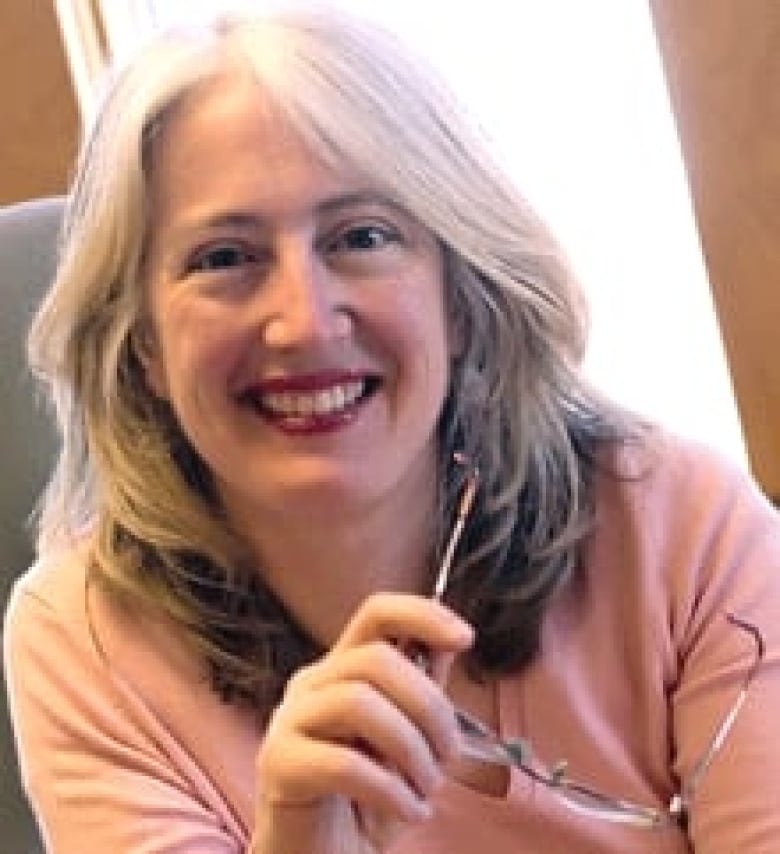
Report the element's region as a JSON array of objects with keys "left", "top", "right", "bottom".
[{"left": 238, "top": 376, "right": 381, "bottom": 425}]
